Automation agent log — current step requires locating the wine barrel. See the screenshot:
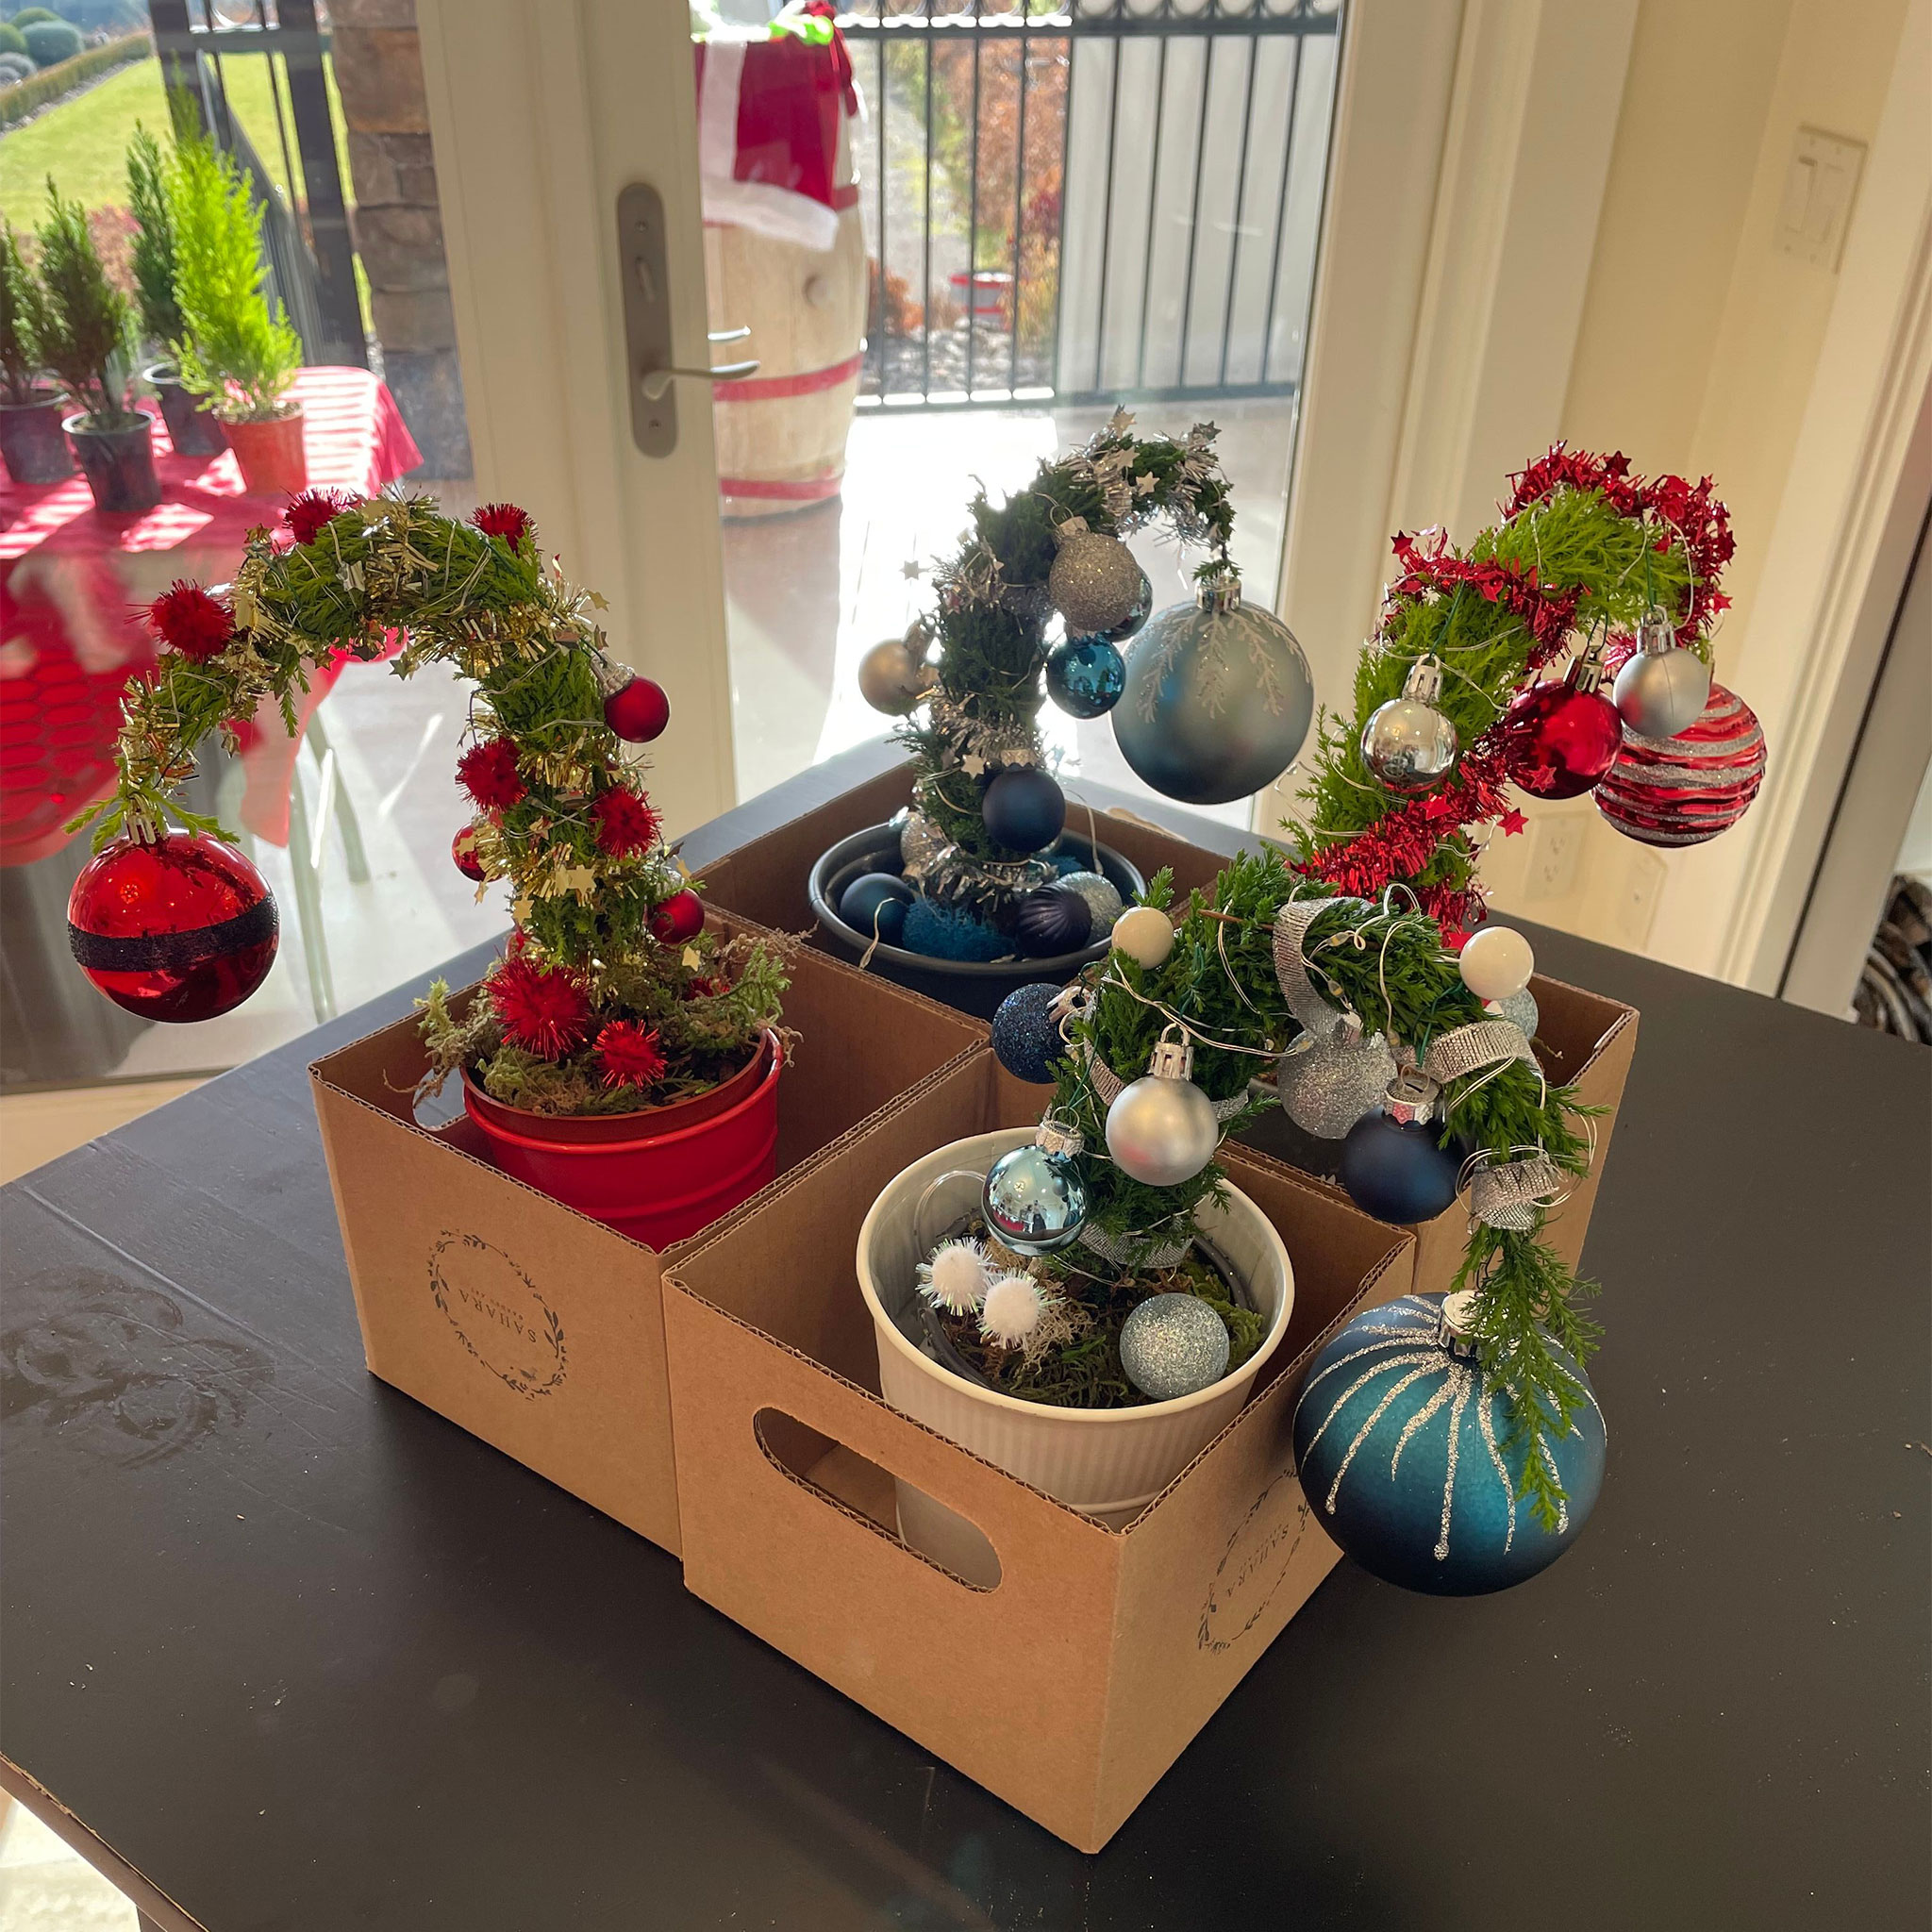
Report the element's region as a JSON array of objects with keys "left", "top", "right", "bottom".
[{"left": 705, "top": 112, "right": 866, "bottom": 520}]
